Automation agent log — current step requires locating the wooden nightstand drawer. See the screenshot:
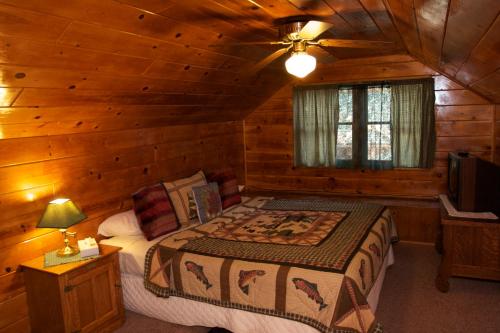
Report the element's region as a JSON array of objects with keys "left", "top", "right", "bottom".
[
  {"left": 66, "top": 253, "right": 114, "bottom": 281},
  {"left": 21, "top": 245, "right": 125, "bottom": 333}
]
